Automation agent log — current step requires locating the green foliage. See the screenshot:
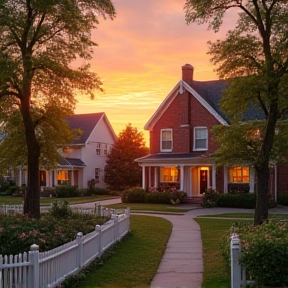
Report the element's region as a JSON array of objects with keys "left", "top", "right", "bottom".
[
  {"left": 232, "top": 221, "right": 288, "bottom": 287},
  {"left": 54, "top": 185, "right": 79, "bottom": 198},
  {"left": 217, "top": 193, "right": 256, "bottom": 209},
  {"left": 49, "top": 201, "right": 72, "bottom": 218},
  {"left": 104, "top": 124, "right": 149, "bottom": 191},
  {"left": 202, "top": 189, "right": 219, "bottom": 208},
  {"left": 277, "top": 192, "right": 288, "bottom": 205},
  {"left": 0, "top": 212, "right": 108, "bottom": 255},
  {"left": 121, "top": 187, "right": 187, "bottom": 205}
]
